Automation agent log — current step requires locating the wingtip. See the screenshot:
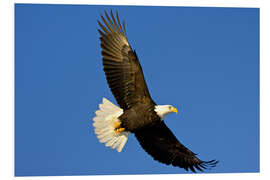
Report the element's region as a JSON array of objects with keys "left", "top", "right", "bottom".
[
  {"left": 199, "top": 159, "right": 219, "bottom": 170},
  {"left": 185, "top": 159, "right": 218, "bottom": 173}
]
